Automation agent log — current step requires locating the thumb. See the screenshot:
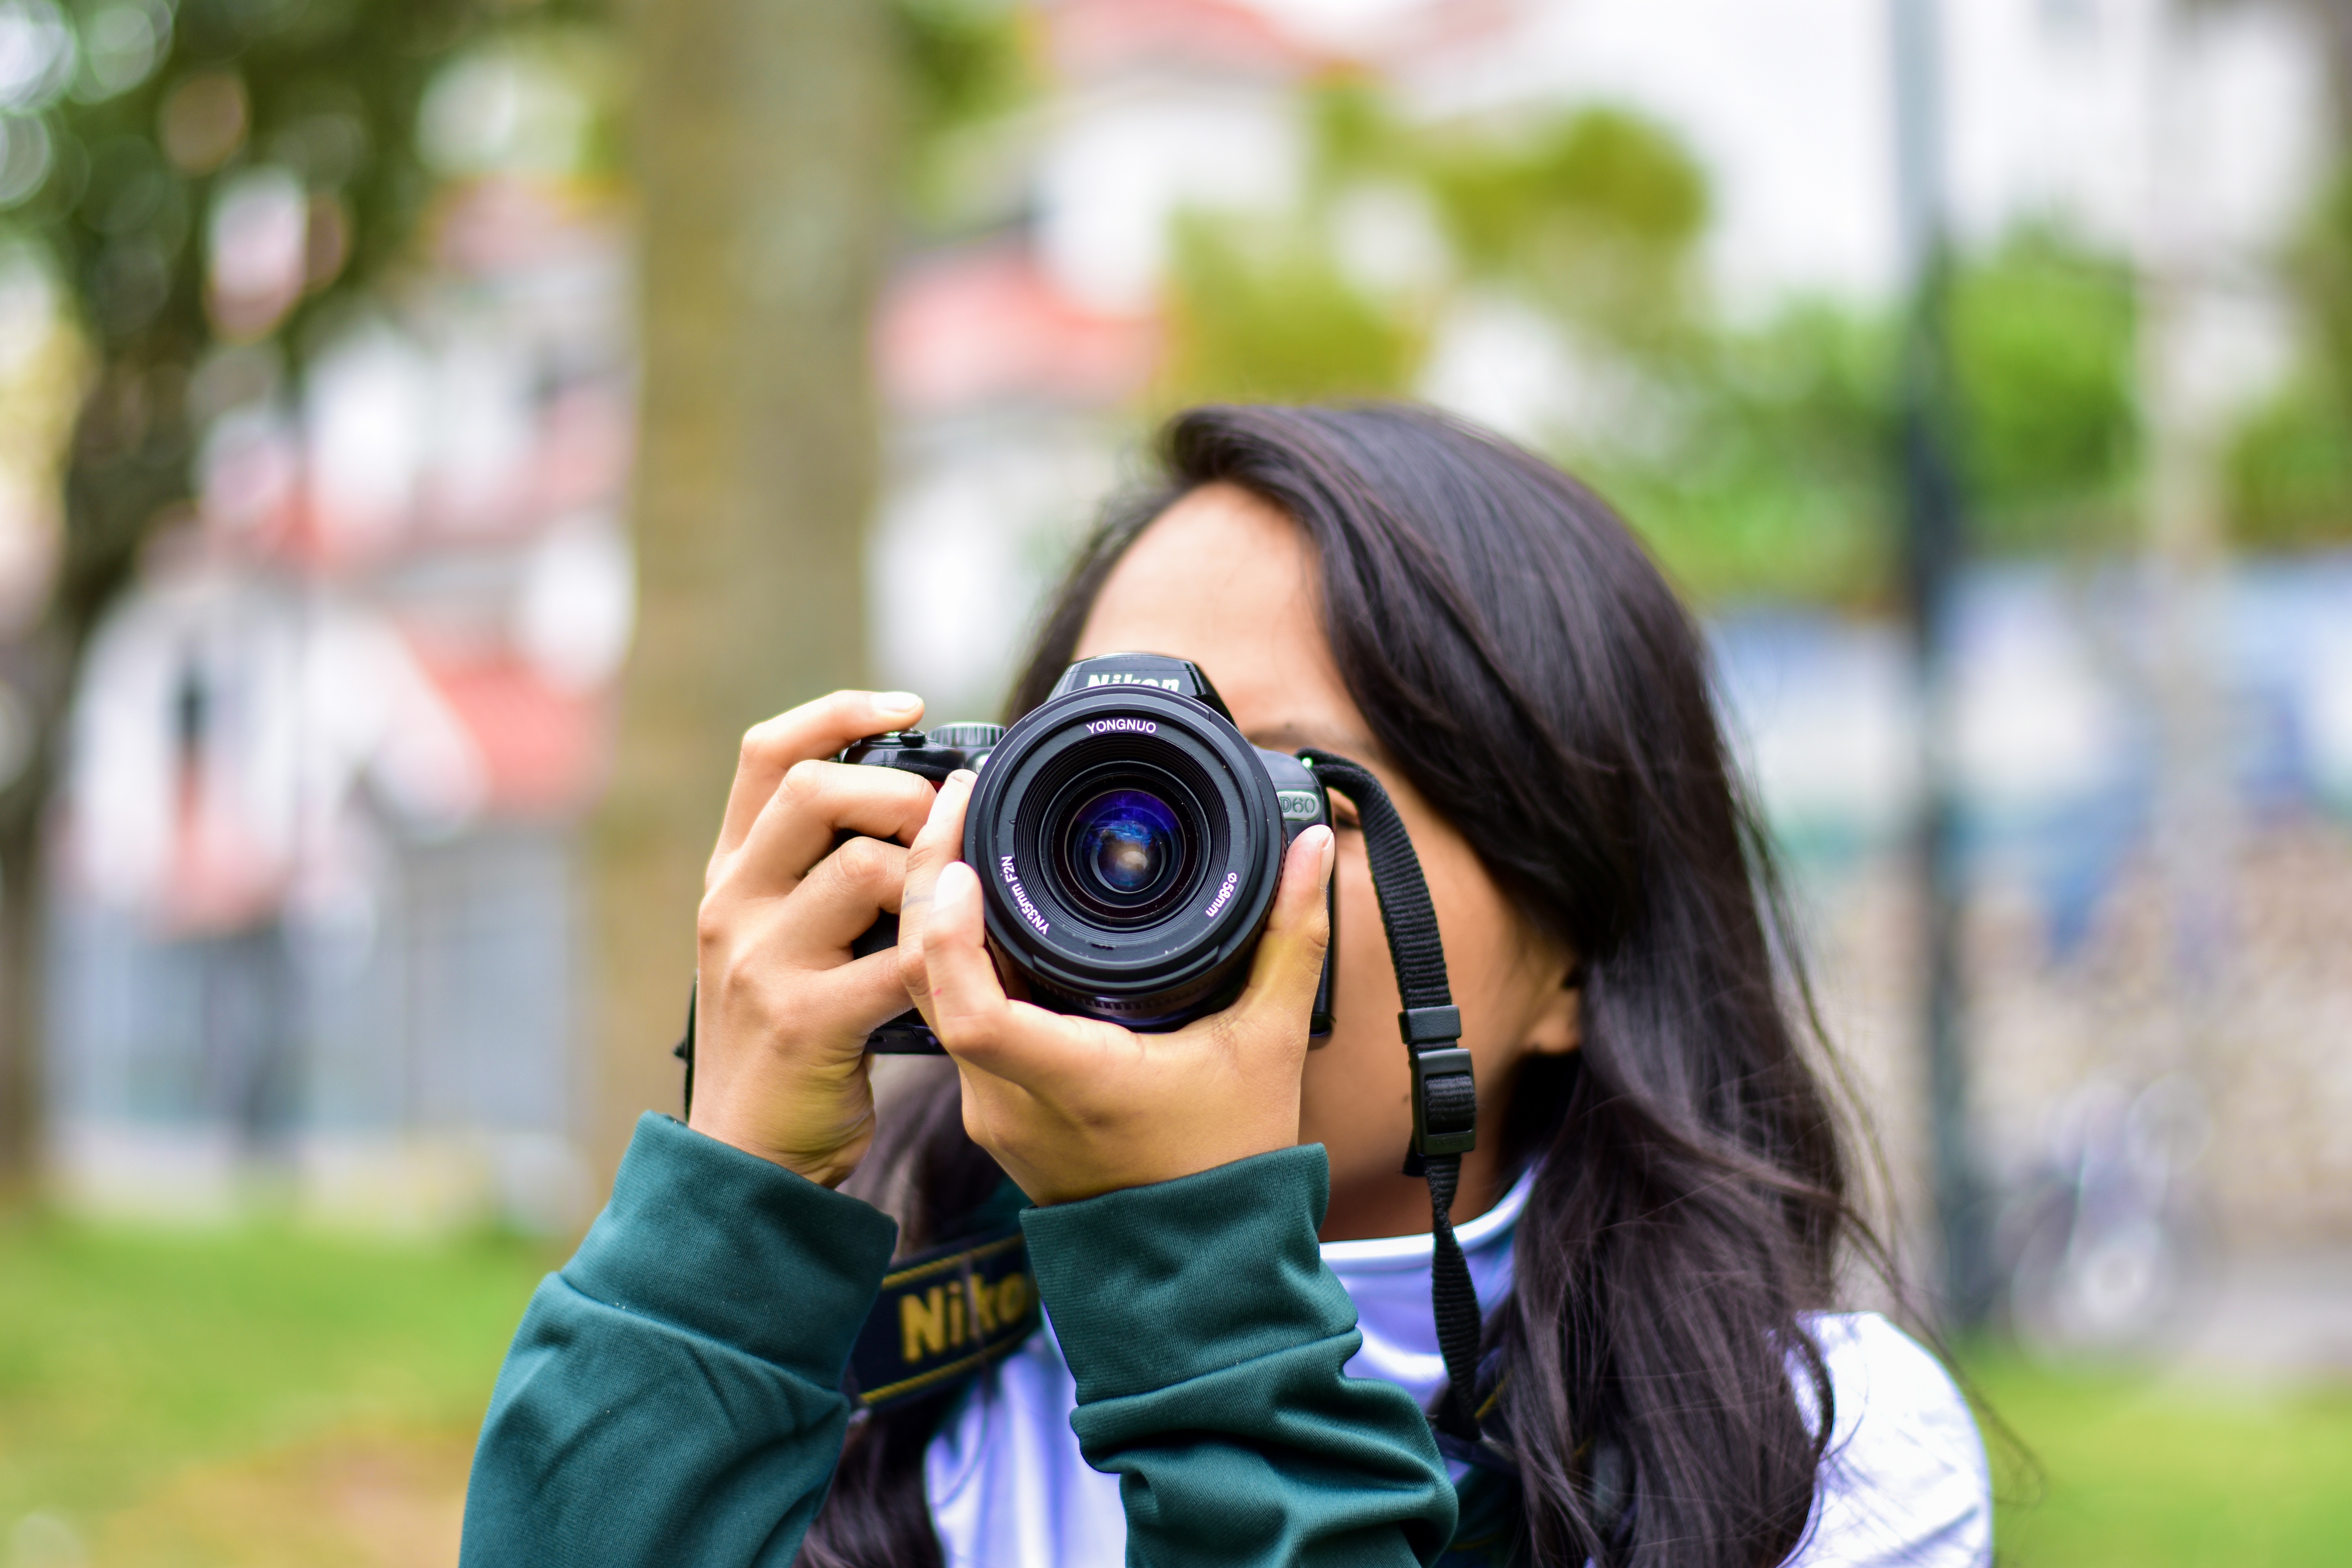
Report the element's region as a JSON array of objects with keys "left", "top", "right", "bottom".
[
  {"left": 1222, "top": 825, "right": 1335, "bottom": 1041},
  {"left": 897, "top": 768, "right": 975, "bottom": 1012}
]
